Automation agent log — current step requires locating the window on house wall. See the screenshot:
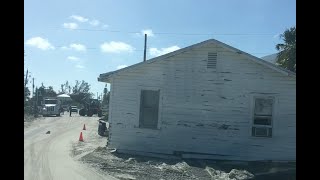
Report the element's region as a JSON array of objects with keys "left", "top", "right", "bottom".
[
  {"left": 252, "top": 97, "right": 274, "bottom": 137},
  {"left": 207, "top": 52, "right": 217, "bottom": 69},
  {"left": 139, "top": 90, "right": 160, "bottom": 129}
]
